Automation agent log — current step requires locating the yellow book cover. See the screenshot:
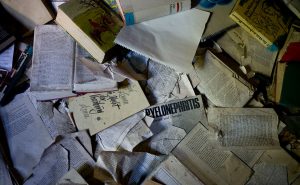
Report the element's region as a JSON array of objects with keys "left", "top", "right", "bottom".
[
  {"left": 230, "top": 0, "right": 293, "bottom": 48},
  {"left": 56, "top": 0, "right": 123, "bottom": 62}
]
